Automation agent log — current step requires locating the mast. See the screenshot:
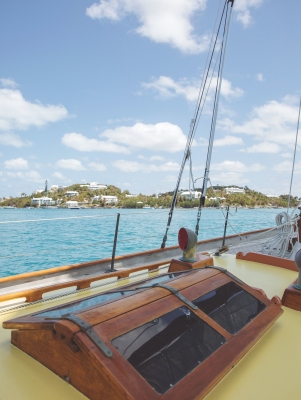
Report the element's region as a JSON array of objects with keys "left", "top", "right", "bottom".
[{"left": 195, "top": 0, "right": 235, "bottom": 236}]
